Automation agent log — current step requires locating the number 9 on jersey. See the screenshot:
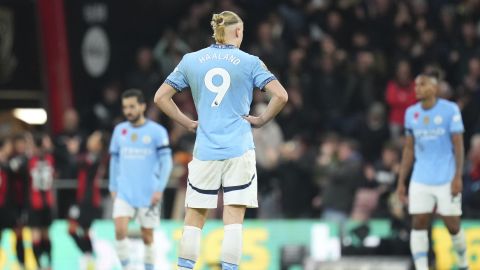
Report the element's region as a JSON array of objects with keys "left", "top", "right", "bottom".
[{"left": 204, "top": 67, "right": 231, "bottom": 107}]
